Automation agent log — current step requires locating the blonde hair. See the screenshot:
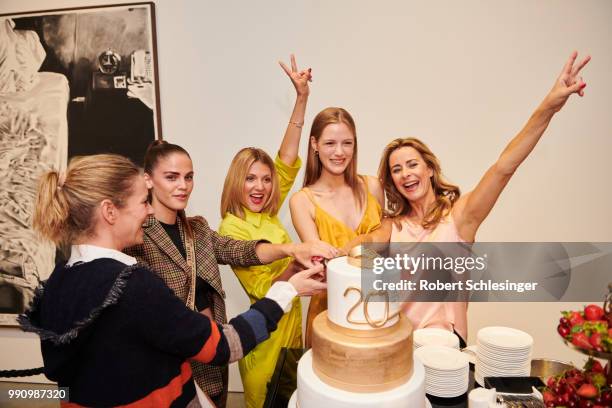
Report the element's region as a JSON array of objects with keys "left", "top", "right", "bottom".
[
  {"left": 33, "top": 154, "right": 141, "bottom": 245},
  {"left": 303, "top": 107, "right": 364, "bottom": 209},
  {"left": 378, "top": 138, "right": 460, "bottom": 230},
  {"left": 220, "top": 148, "right": 280, "bottom": 218}
]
